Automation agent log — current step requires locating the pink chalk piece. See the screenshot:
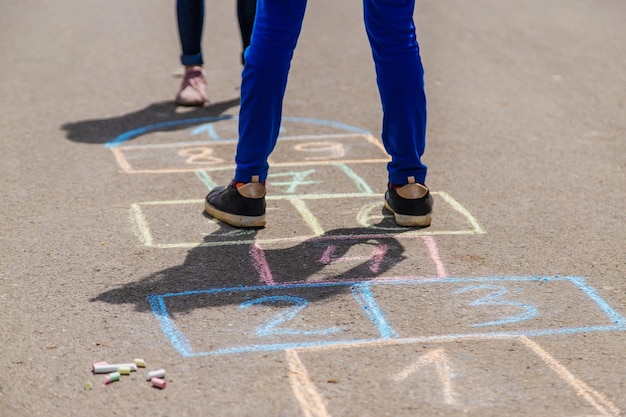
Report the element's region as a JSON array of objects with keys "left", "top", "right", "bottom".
[
  {"left": 150, "top": 377, "right": 167, "bottom": 389},
  {"left": 103, "top": 372, "right": 121, "bottom": 386},
  {"left": 92, "top": 361, "right": 108, "bottom": 372}
]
